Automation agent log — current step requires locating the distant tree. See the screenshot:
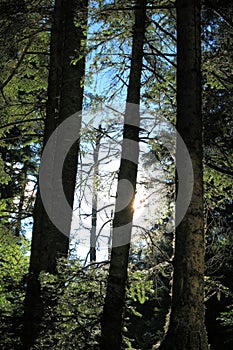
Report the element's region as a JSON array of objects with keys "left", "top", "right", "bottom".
[{"left": 90, "top": 125, "right": 103, "bottom": 262}]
